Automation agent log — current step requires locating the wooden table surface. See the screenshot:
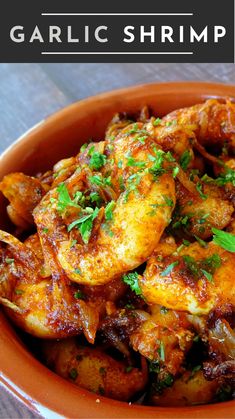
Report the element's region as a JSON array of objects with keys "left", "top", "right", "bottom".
[{"left": 0, "top": 62, "right": 235, "bottom": 419}]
